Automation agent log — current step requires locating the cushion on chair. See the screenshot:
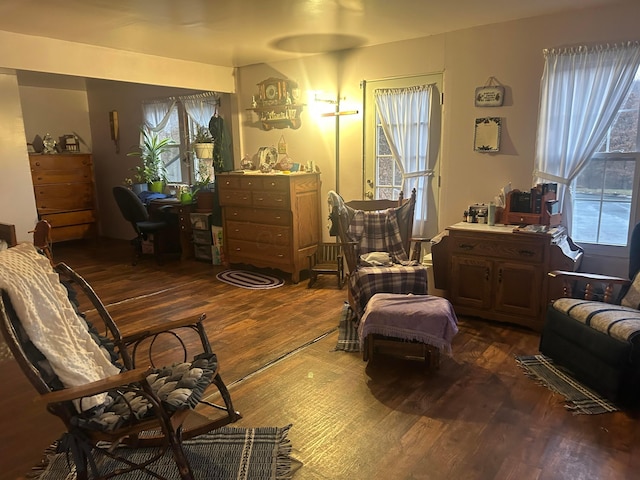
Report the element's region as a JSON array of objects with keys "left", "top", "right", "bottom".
[
  {"left": 551, "top": 298, "right": 640, "bottom": 344},
  {"left": 621, "top": 272, "right": 640, "bottom": 309},
  {"left": 76, "top": 353, "right": 218, "bottom": 432}
]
